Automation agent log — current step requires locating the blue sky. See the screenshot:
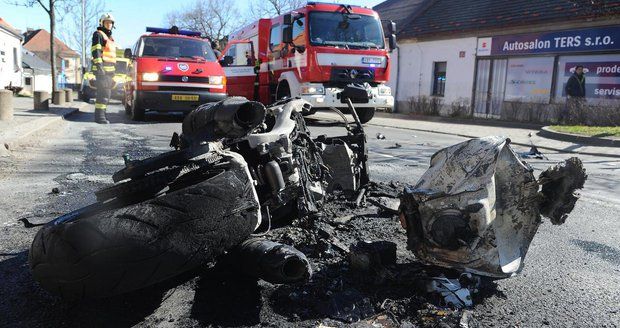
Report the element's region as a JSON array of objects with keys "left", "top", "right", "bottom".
[{"left": 1, "top": 0, "right": 384, "bottom": 49}]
